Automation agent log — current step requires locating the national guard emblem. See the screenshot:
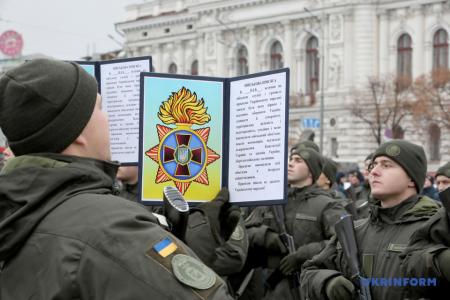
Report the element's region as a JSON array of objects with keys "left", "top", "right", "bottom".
[
  {"left": 171, "top": 254, "right": 216, "bottom": 290},
  {"left": 386, "top": 144, "right": 401, "bottom": 157},
  {"left": 145, "top": 87, "right": 220, "bottom": 195},
  {"left": 300, "top": 150, "right": 310, "bottom": 160}
]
